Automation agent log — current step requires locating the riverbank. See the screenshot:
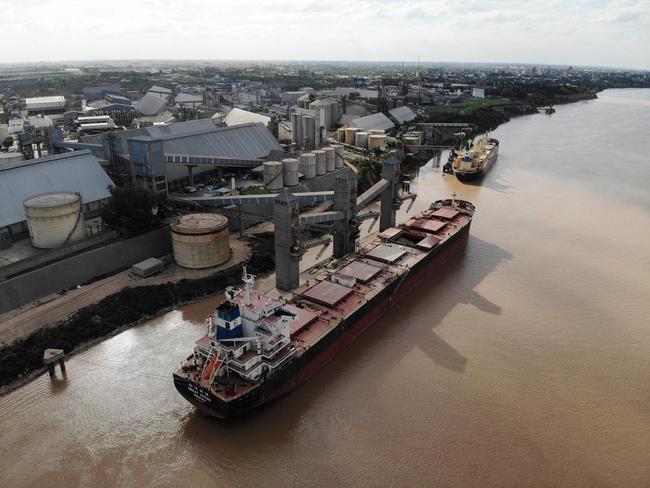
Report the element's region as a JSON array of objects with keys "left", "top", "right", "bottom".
[{"left": 0, "top": 232, "right": 275, "bottom": 394}]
